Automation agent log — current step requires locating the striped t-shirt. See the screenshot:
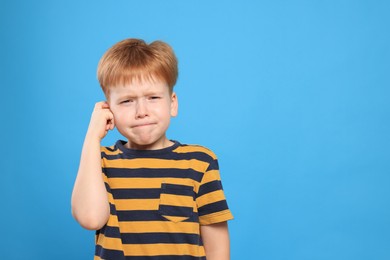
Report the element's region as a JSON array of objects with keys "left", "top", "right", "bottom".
[{"left": 95, "top": 140, "right": 233, "bottom": 260}]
